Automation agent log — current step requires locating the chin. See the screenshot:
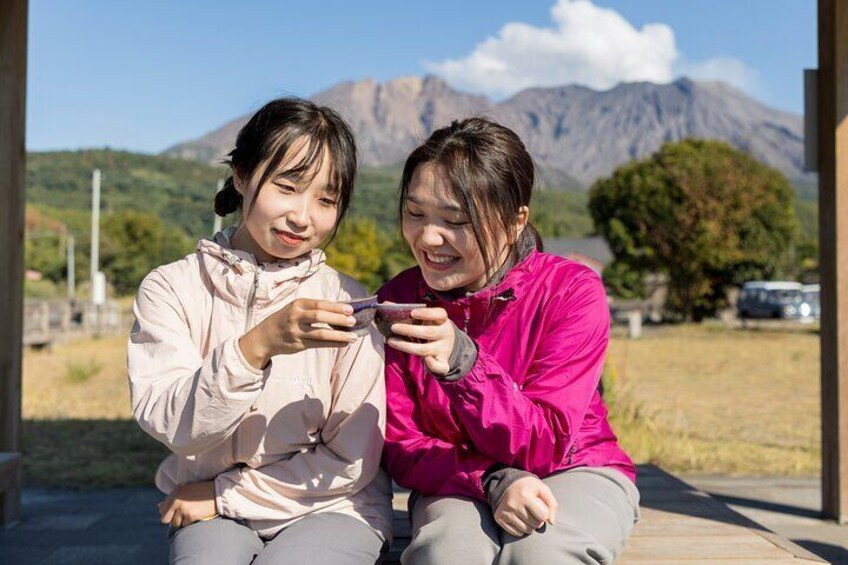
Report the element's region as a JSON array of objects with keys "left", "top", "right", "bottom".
[{"left": 421, "top": 272, "right": 460, "bottom": 292}]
